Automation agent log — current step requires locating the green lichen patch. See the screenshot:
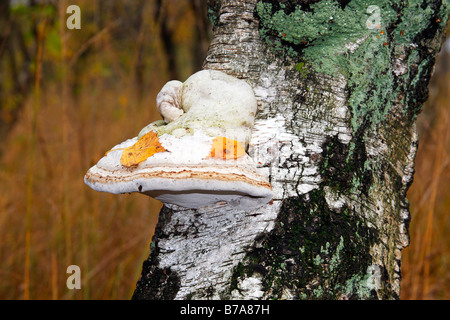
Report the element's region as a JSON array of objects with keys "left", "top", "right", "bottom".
[
  {"left": 256, "top": 0, "right": 397, "bottom": 73},
  {"left": 256, "top": 0, "right": 450, "bottom": 133},
  {"left": 294, "top": 61, "right": 310, "bottom": 78},
  {"left": 232, "top": 189, "right": 381, "bottom": 299}
]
